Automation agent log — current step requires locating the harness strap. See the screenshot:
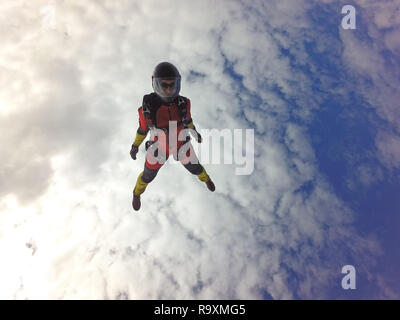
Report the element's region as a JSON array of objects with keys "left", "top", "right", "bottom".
[{"left": 177, "top": 96, "right": 189, "bottom": 128}]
